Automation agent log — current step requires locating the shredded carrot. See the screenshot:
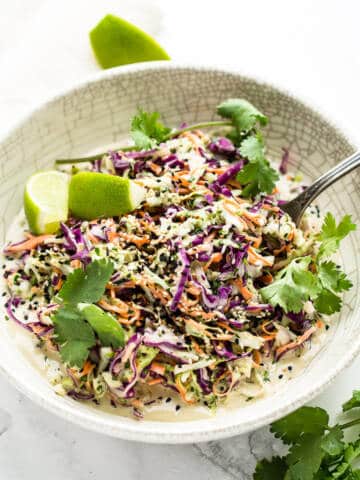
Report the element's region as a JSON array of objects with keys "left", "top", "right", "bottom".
[
  {"left": 131, "top": 399, "right": 143, "bottom": 409},
  {"left": 261, "top": 321, "right": 275, "bottom": 336},
  {"left": 147, "top": 378, "right": 164, "bottom": 386},
  {"left": 186, "top": 285, "right": 201, "bottom": 296},
  {"left": 253, "top": 350, "right": 262, "bottom": 366},
  {"left": 192, "top": 341, "right": 205, "bottom": 355},
  {"left": 217, "top": 321, "right": 236, "bottom": 333},
  {"left": 259, "top": 273, "right": 273, "bottom": 285},
  {"left": 244, "top": 234, "right": 262, "bottom": 249},
  {"left": 150, "top": 362, "right": 166, "bottom": 376},
  {"left": 54, "top": 277, "right": 63, "bottom": 291},
  {"left": 148, "top": 161, "right": 162, "bottom": 175},
  {"left": 207, "top": 167, "right": 227, "bottom": 175},
  {"left": 5, "top": 234, "right": 53, "bottom": 253},
  {"left": 173, "top": 171, "right": 191, "bottom": 186},
  {"left": 118, "top": 232, "right": 150, "bottom": 248},
  {"left": 273, "top": 244, "right": 288, "bottom": 256},
  {"left": 233, "top": 279, "right": 253, "bottom": 301},
  {"left": 98, "top": 298, "right": 128, "bottom": 316},
  {"left": 107, "top": 230, "right": 119, "bottom": 242},
  {"left": 80, "top": 361, "right": 94, "bottom": 377},
  {"left": 316, "top": 319, "right": 324, "bottom": 329},
  {"left": 242, "top": 210, "right": 264, "bottom": 226},
  {"left": 247, "top": 246, "right": 274, "bottom": 267},
  {"left": 204, "top": 252, "right": 223, "bottom": 271},
  {"left": 175, "top": 376, "right": 196, "bottom": 404},
  {"left": 275, "top": 326, "right": 317, "bottom": 360},
  {"left": 261, "top": 334, "right": 277, "bottom": 341},
  {"left": 287, "top": 229, "right": 295, "bottom": 242},
  {"left": 262, "top": 204, "right": 280, "bottom": 213}
]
